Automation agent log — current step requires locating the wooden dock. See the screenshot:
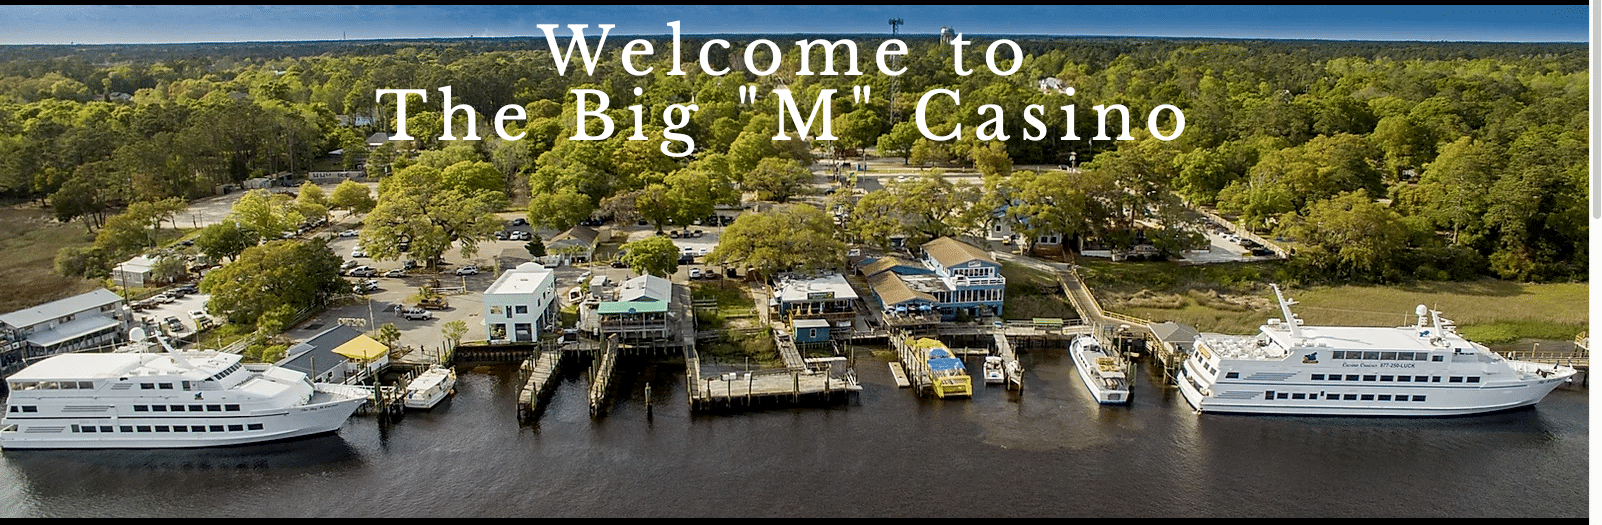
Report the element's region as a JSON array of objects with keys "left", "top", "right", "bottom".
[
  {"left": 889, "top": 362, "right": 910, "bottom": 387},
  {"left": 588, "top": 336, "right": 619, "bottom": 416},
  {"left": 516, "top": 351, "right": 563, "bottom": 423},
  {"left": 689, "top": 367, "right": 860, "bottom": 410}
]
